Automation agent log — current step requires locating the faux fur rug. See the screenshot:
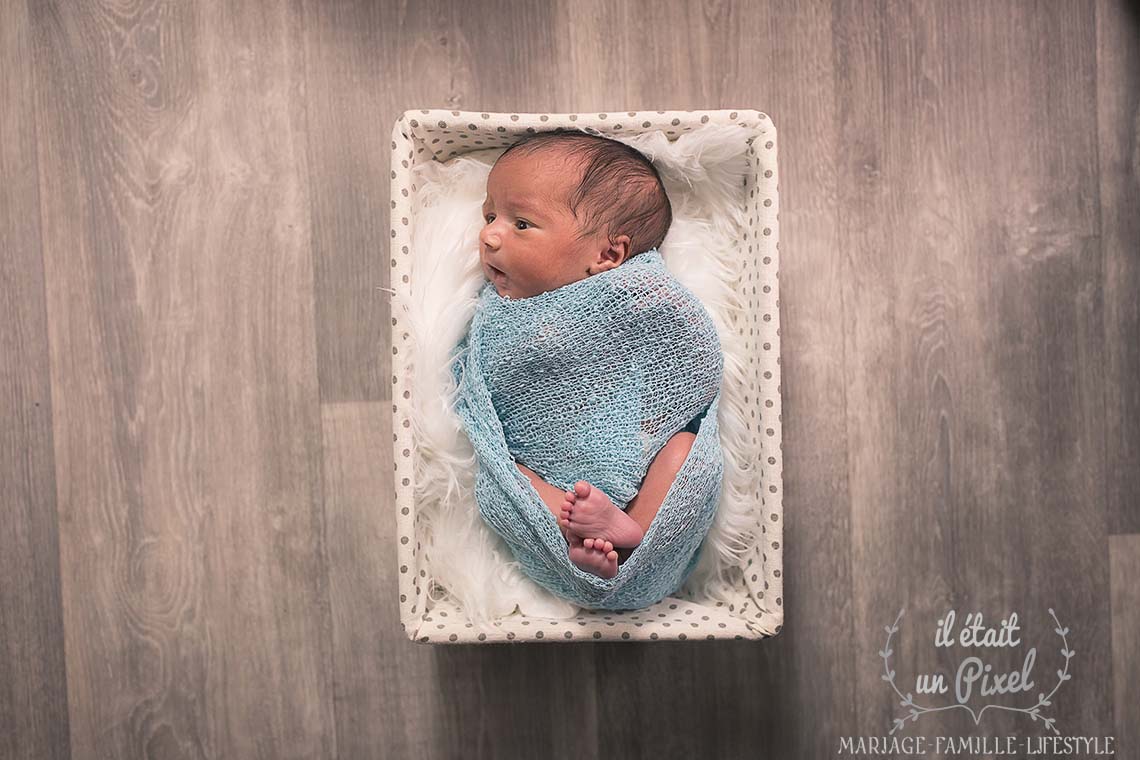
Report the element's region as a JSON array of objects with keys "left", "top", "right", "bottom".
[{"left": 393, "top": 123, "right": 767, "bottom": 626}]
